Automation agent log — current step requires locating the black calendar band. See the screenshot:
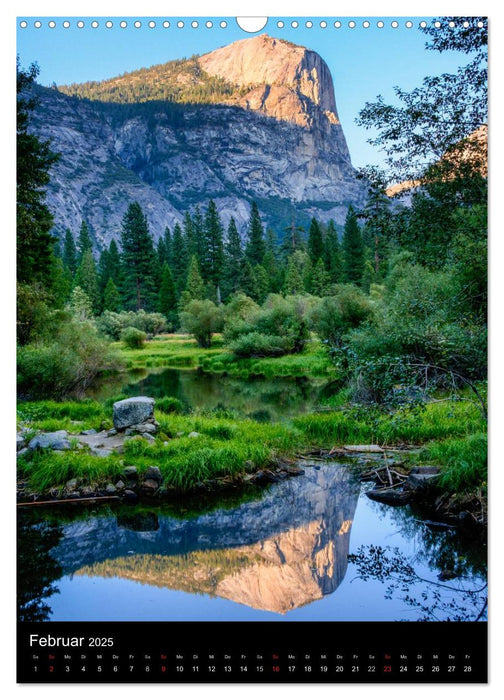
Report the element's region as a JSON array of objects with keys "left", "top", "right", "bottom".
[{"left": 17, "top": 621, "right": 488, "bottom": 683}]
